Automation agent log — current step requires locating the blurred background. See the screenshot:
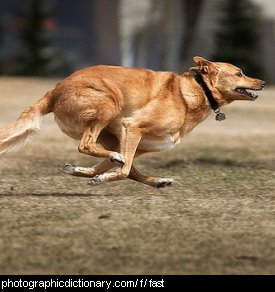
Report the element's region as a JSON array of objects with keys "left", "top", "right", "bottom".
[
  {"left": 1, "top": 0, "right": 275, "bottom": 275},
  {"left": 0, "top": 0, "right": 274, "bottom": 82}
]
